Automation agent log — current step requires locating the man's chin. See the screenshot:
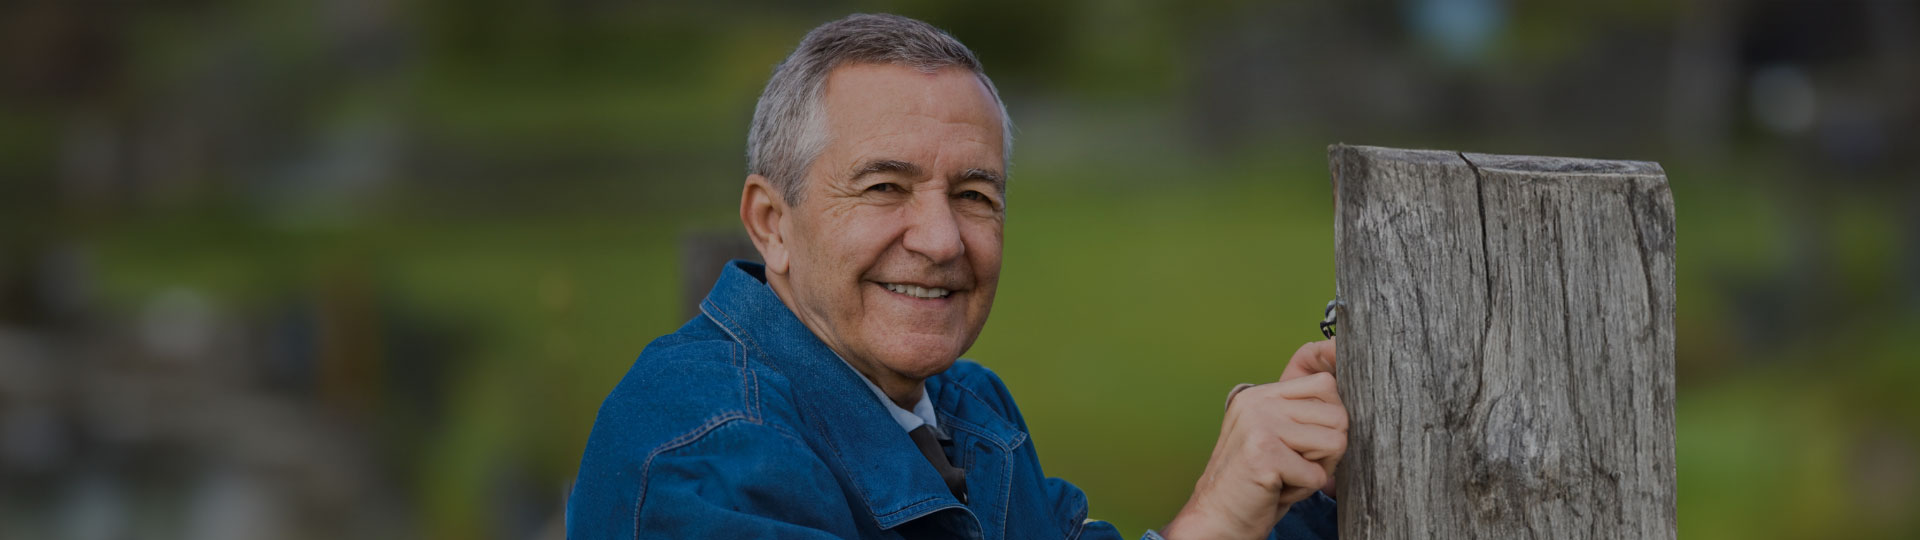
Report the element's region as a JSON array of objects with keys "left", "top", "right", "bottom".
[{"left": 874, "top": 342, "right": 967, "bottom": 379}]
